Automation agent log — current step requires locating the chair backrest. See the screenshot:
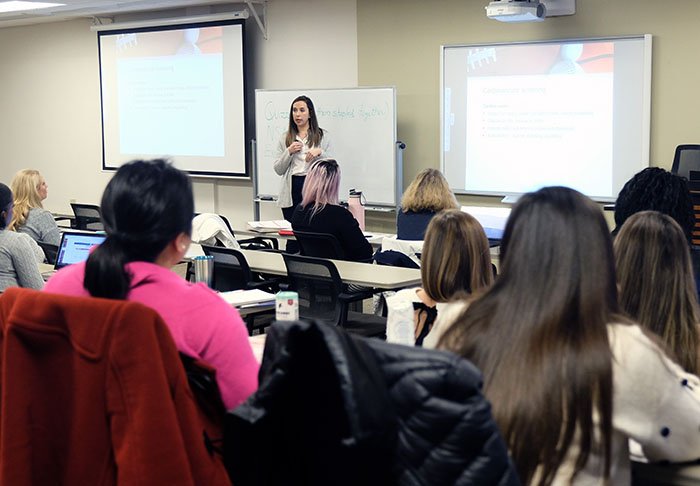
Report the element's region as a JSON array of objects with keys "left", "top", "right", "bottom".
[
  {"left": 36, "top": 241, "right": 58, "bottom": 265},
  {"left": 70, "top": 203, "right": 104, "bottom": 231},
  {"left": 376, "top": 236, "right": 423, "bottom": 268},
  {"left": 293, "top": 230, "right": 347, "bottom": 260},
  {"left": 218, "top": 214, "right": 234, "bottom": 234},
  {"left": 282, "top": 254, "right": 344, "bottom": 325},
  {"left": 225, "top": 319, "right": 520, "bottom": 486},
  {"left": 192, "top": 213, "right": 240, "bottom": 249},
  {"left": 201, "top": 244, "right": 253, "bottom": 291},
  {"left": 0, "top": 287, "right": 230, "bottom": 485},
  {"left": 194, "top": 212, "right": 235, "bottom": 235},
  {"left": 671, "top": 145, "right": 700, "bottom": 181}
]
